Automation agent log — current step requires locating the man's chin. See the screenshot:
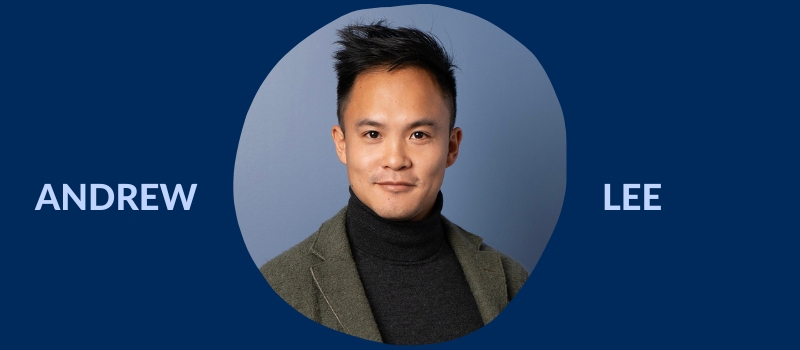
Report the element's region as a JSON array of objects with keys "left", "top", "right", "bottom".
[
  {"left": 373, "top": 201, "right": 436, "bottom": 221},
  {"left": 373, "top": 210, "right": 414, "bottom": 221},
  {"left": 356, "top": 190, "right": 427, "bottom": 221},
  {"left": 370, "top": 204, "right": 420, "bottom": 222}
]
